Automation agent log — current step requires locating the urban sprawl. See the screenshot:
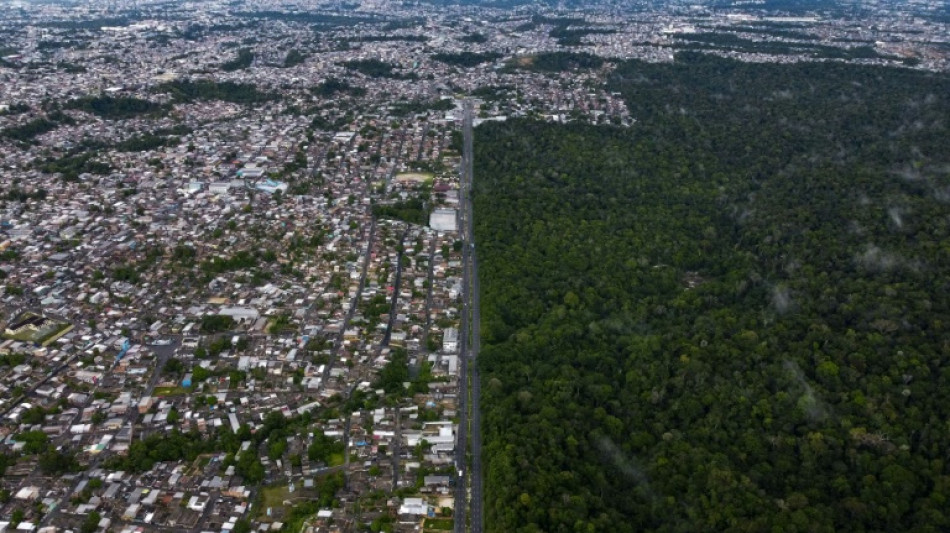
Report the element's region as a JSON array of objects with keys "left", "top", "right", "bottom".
[{"left": 0, "top": 0, "right": 946, "bottom": 532}]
